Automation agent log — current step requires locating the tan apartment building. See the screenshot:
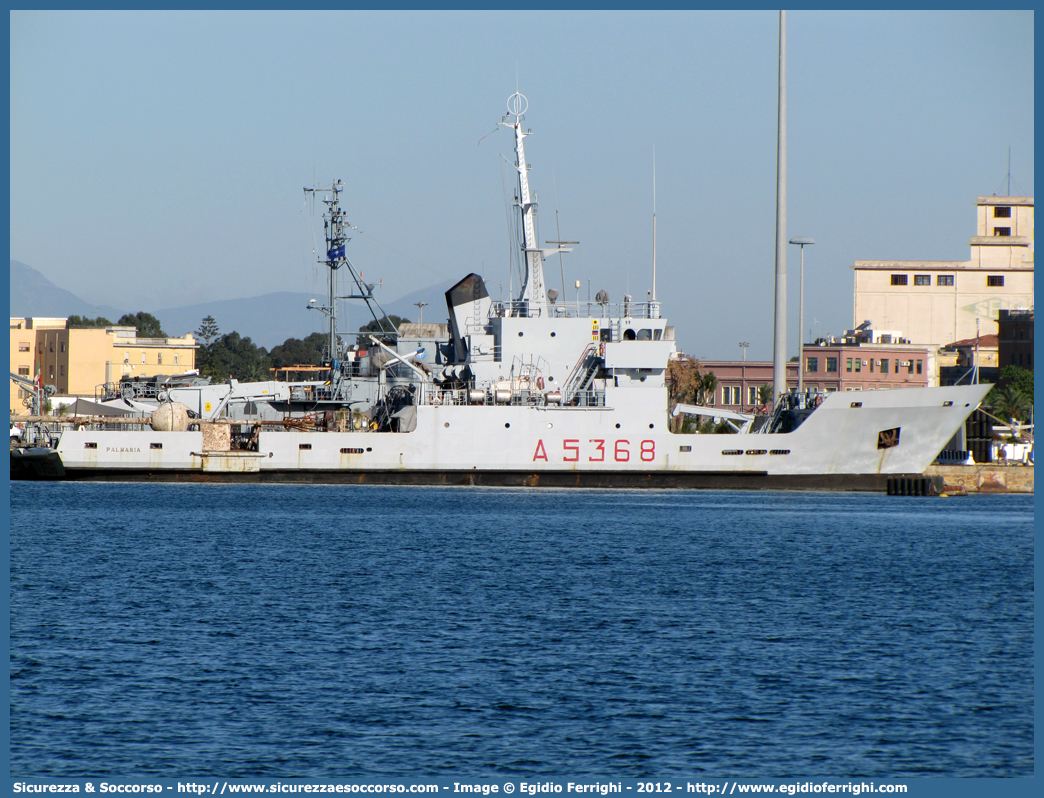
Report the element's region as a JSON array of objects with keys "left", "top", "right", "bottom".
[
  {"left": 10, "top": 317, "right": 197, "bottom": 415},
  {"left": 10, "top": 317, "right": 66, "bottom": 415},
  {"left": 852, "top": 196, "right": 1033, "bottom": 345}
]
